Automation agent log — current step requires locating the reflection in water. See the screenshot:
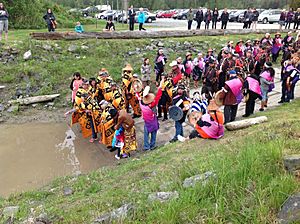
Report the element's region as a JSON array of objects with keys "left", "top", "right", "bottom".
[
  {"left": 0, "top": 123, "right": 114, "bottom": 197},
  {"left": 56, "top": 129, "right": 81, "bottom": 176}
]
